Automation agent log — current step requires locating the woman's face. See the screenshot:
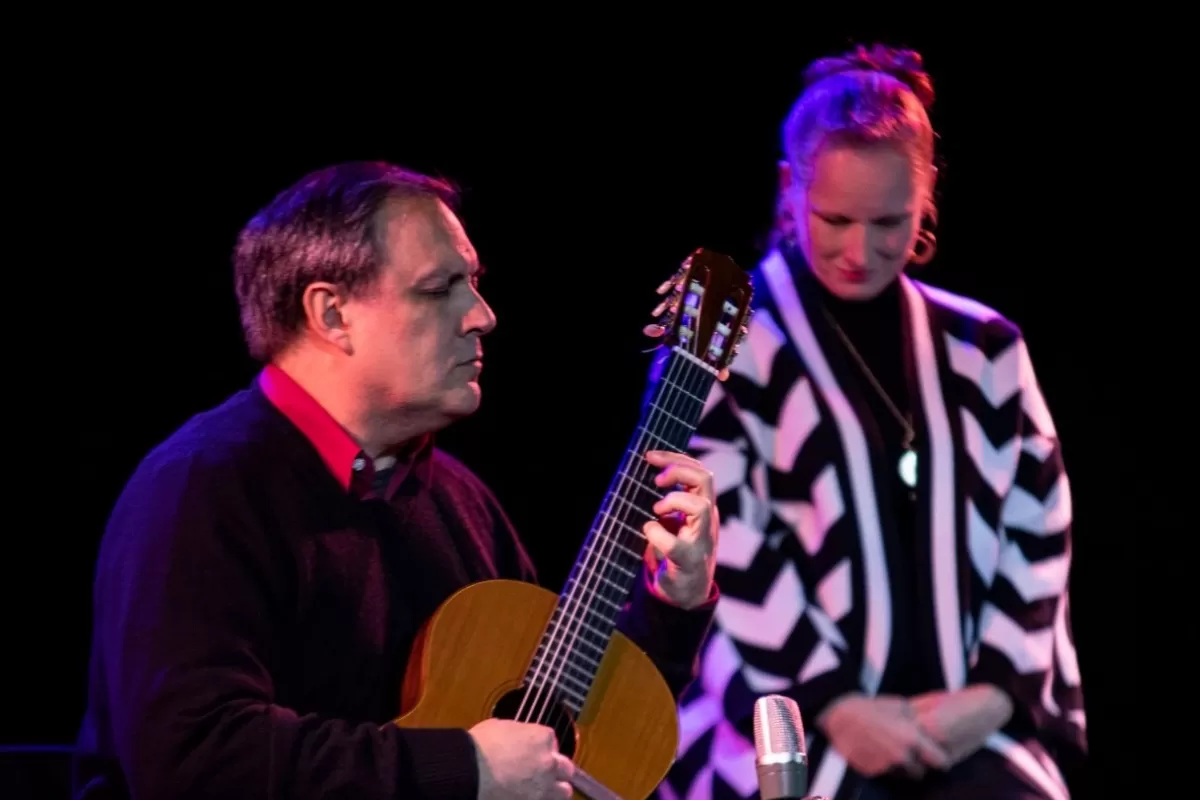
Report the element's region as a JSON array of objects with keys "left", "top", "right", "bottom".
[{"left": 782, "top": 143, "right": 923, "bottom": 300}]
